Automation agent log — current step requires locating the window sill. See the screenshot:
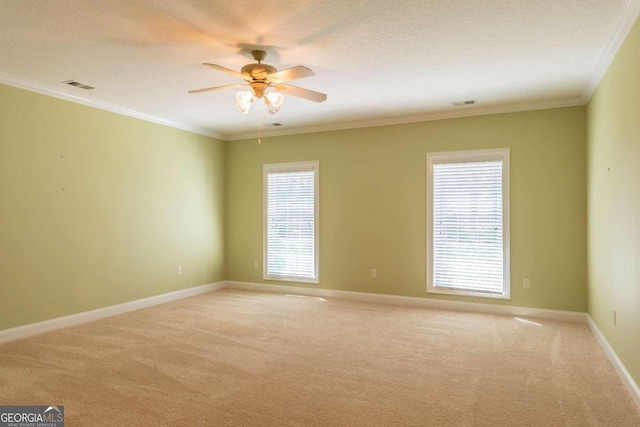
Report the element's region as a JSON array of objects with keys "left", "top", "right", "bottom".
[
  {"left": 427, "top": 285, "right": 510, "bottom": 300},
  {"left": 264, "top": 275, "right": 319, "bottom": 285}
]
